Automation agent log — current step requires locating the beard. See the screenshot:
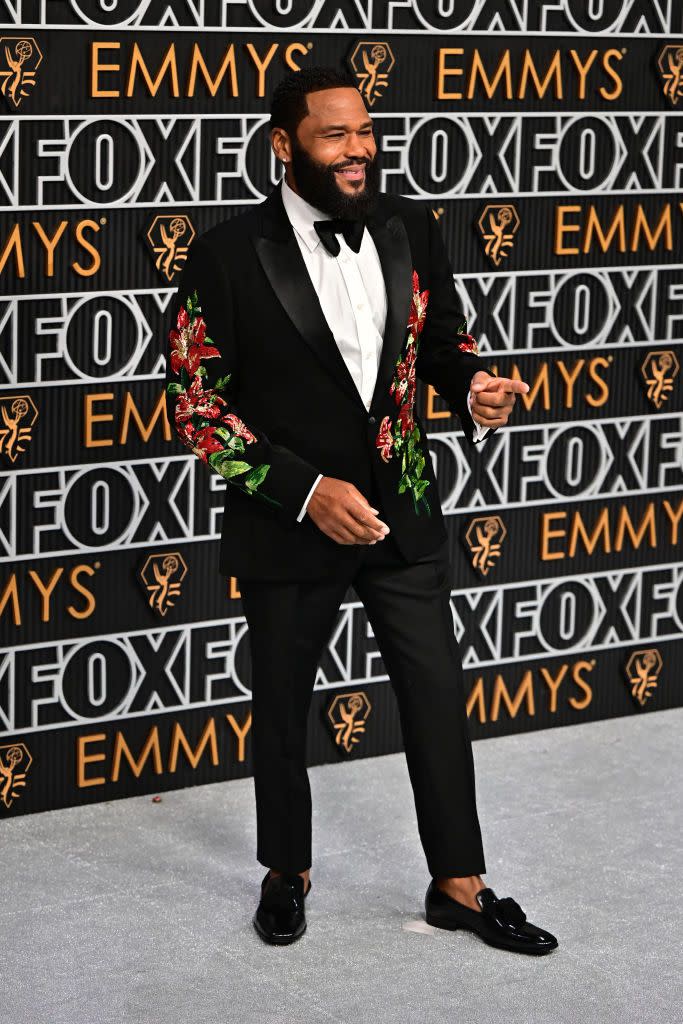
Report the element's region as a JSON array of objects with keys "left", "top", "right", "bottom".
[{"left": 288, "top": 138, "right": 381, "bottom": 220}]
